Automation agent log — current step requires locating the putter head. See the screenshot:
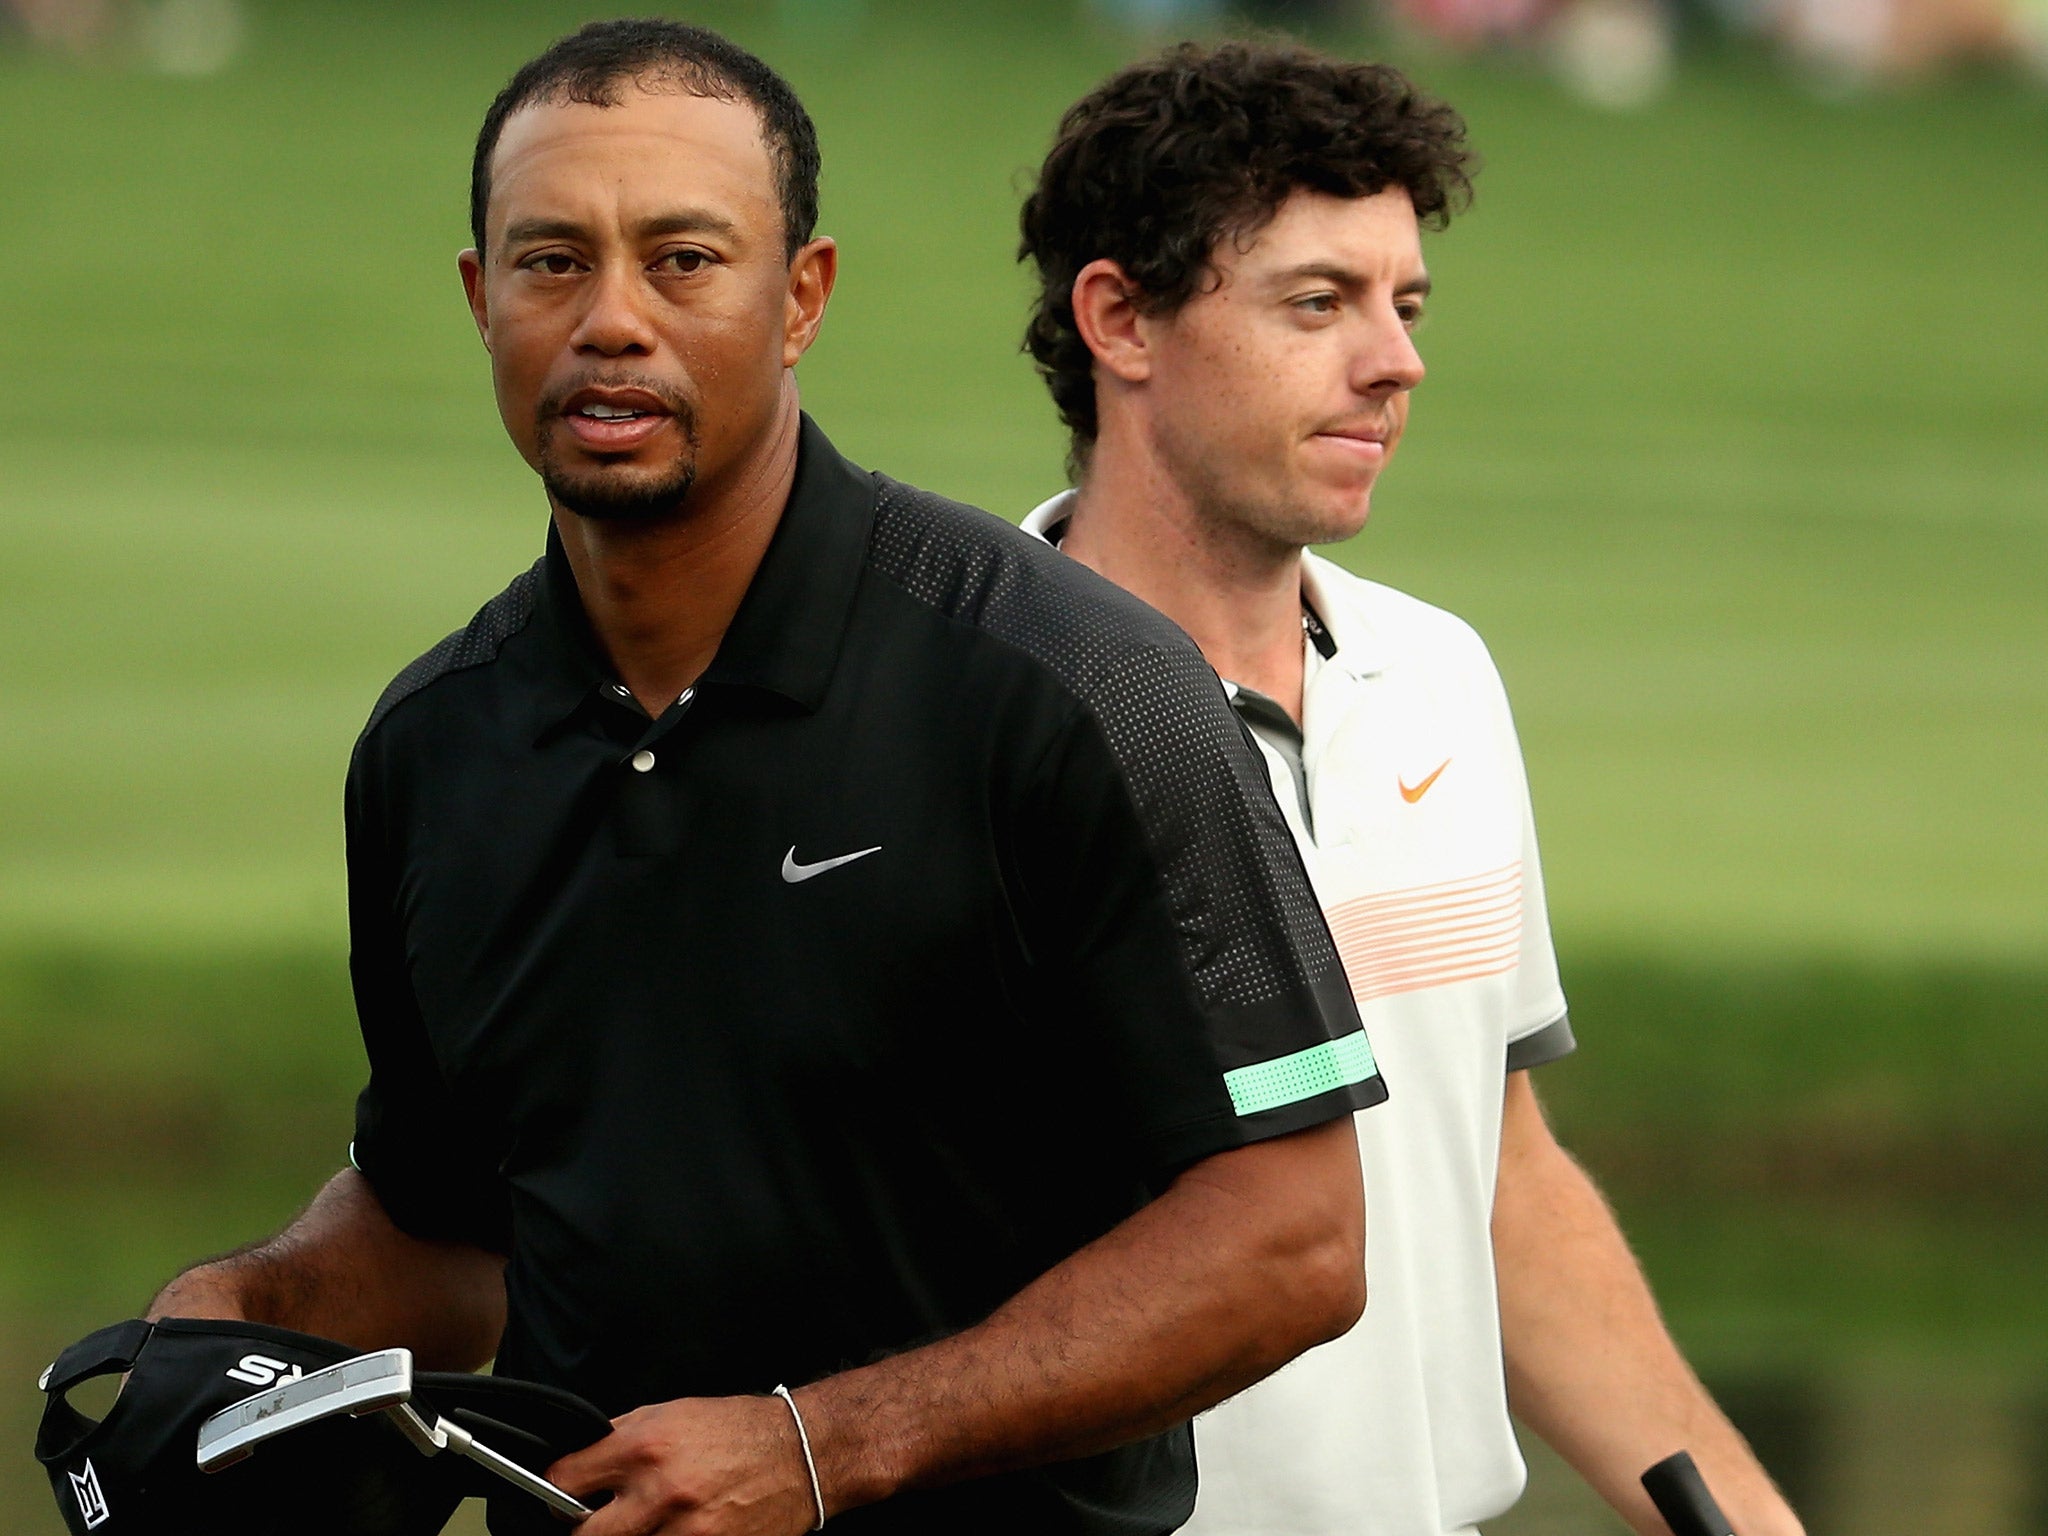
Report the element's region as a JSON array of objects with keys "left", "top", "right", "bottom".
[{"left": 197, "top": 1348, "right": 415, "bottom": 1471}]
